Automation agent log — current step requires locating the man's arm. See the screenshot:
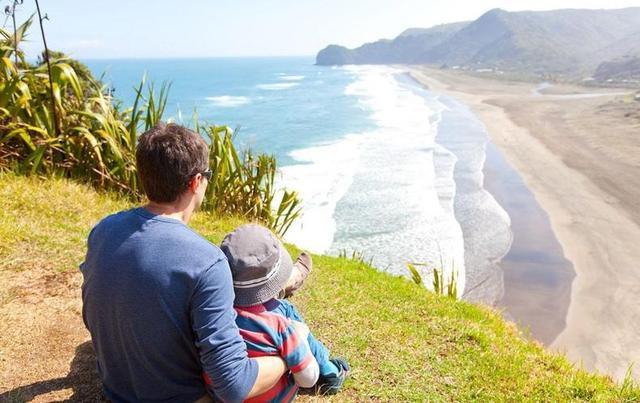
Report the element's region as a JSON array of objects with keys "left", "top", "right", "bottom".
[
  {"left": 247, "top": 356, "right": 287, "bottom": 397},
  {"left": 191, "top": 258, "right": 287, "bottom": 401}
]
